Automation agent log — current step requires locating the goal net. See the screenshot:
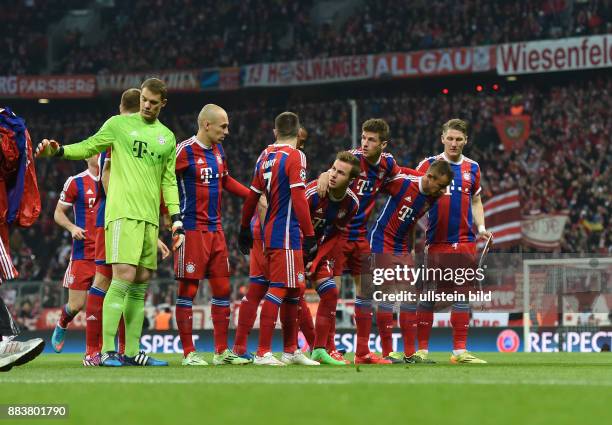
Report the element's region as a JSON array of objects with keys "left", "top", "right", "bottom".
[{"left": 522, "top": 257, "right": 612, "bottom": 352}]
